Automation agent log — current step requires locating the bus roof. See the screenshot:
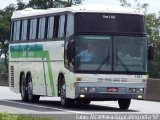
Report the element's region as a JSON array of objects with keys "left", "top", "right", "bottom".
[{"left": 12, "top": 4, "right": 143, "bottom": 19}]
